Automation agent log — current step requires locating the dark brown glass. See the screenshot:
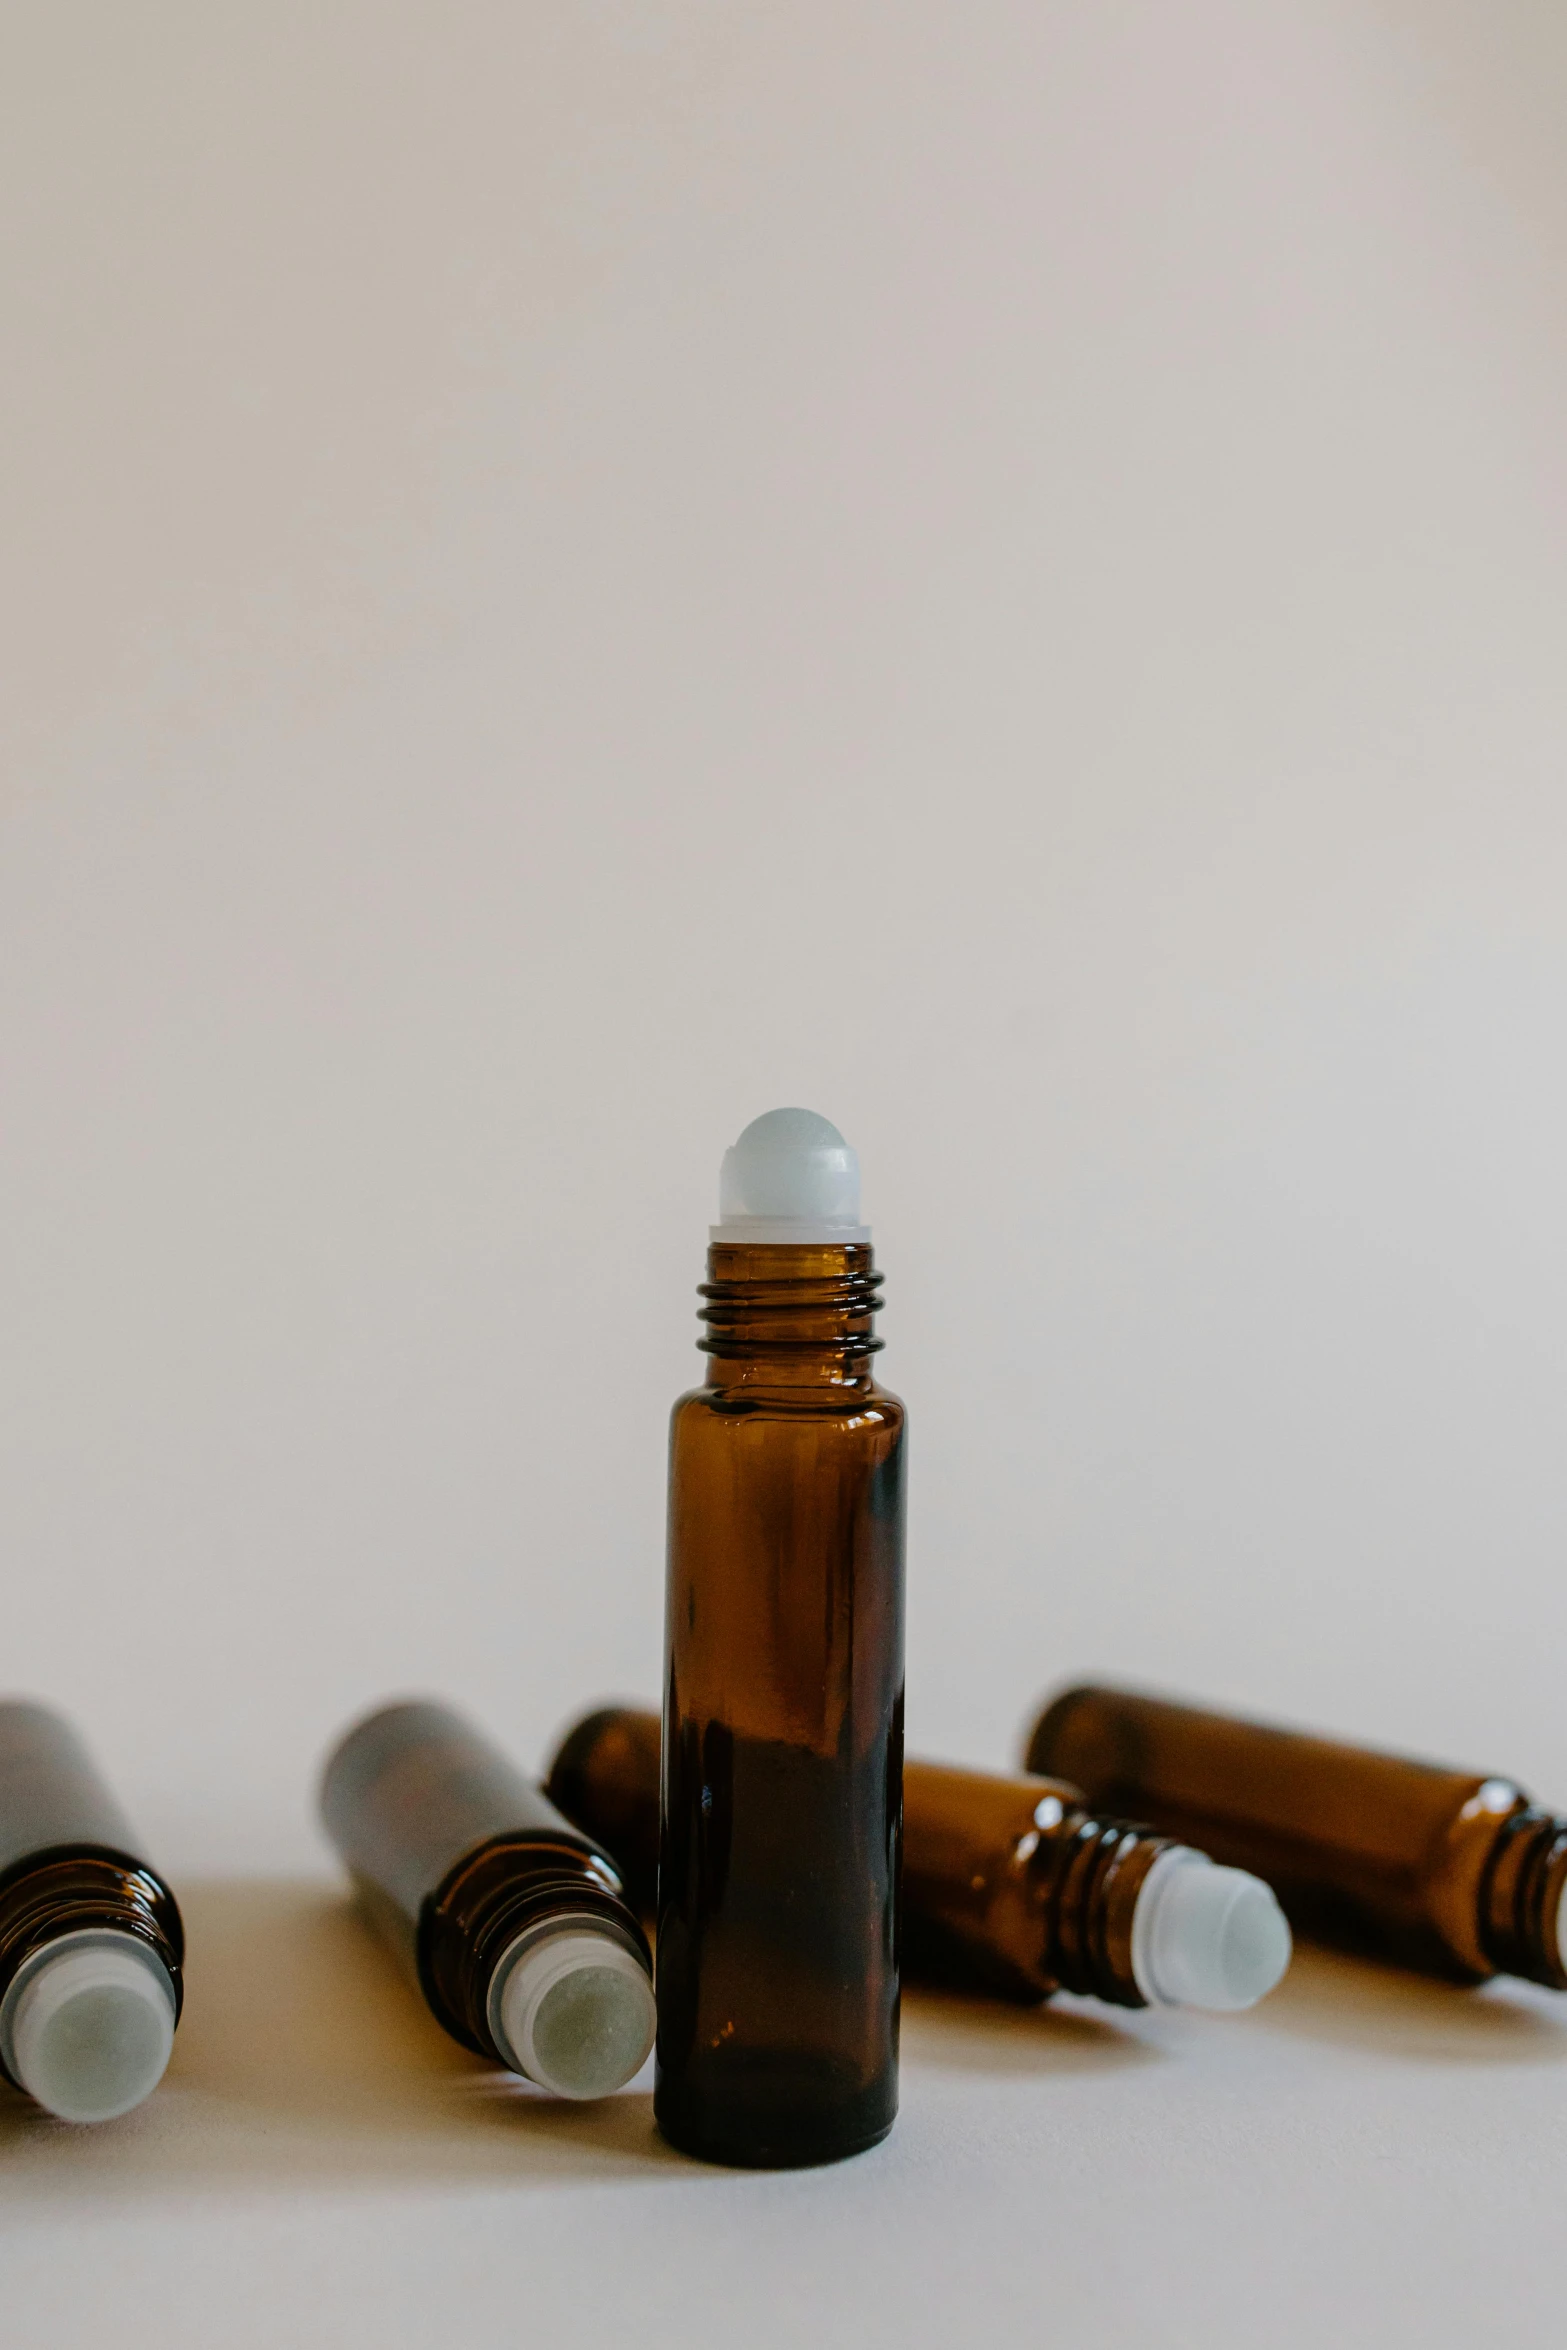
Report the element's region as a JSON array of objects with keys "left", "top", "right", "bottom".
[
  {"left": 1028, "top": 1683, "right": 1567, "bottom": 1988},
  {"left": 550, "top": 1703, "right": 1174, "bottom": 2008},
  {"left": 547, "top": 1704, "right": 662, "bottom": 1920},
  {"left": 319, "top": 1699, "right": 650, "bottom": 2058},
  {"left": 901, "top": 1757, "right": 1174, "bottom": 2003},
  {"left": 0, "top": 1702, "right": 183, "bottom": 2092},
  {"left": 657, "top": 1242, "right": 905, "bottom": 2168}
]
